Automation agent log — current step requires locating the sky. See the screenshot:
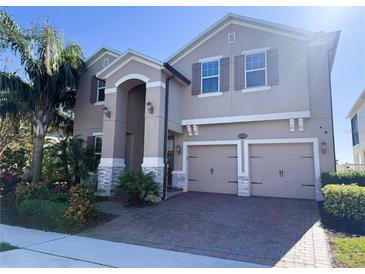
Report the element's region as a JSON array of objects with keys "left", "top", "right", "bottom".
[{"left": 2, "top": 6, "right": 365, "bottom": 163}]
